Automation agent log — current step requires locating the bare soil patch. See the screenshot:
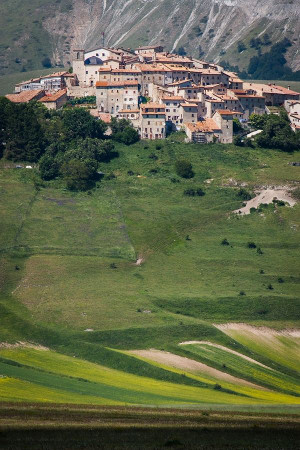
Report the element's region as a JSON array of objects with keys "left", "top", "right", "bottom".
[
  {"left": 128, "top": 349, "right": 266, "bottom": 389},
  {"left": 235, "top": 186, "right": 296, "bottom": 215}
]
